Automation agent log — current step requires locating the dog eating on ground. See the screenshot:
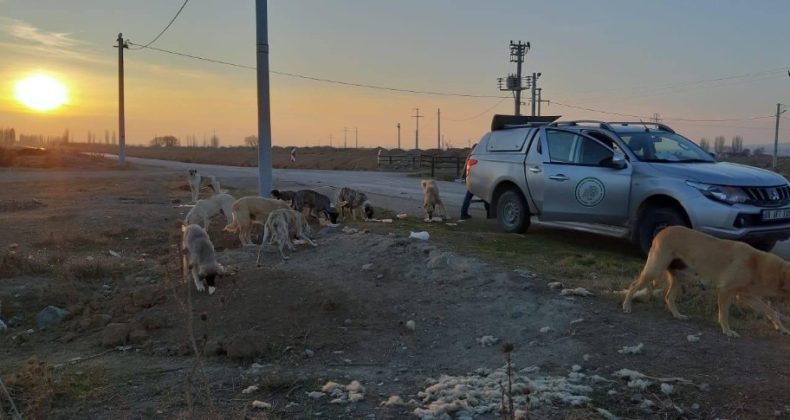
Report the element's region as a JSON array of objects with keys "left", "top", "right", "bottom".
[
  {"left": 420, "top": 179, "right": 447, "bottom": 221},
  {"left": 292, "top": 189, "right": 338, "bottom": 225},
  {"left": 223, "top": 196, "right": 291, "bottom": 246},
  {"left": 187, "top": 169, "right": 221, "bottom": 202},
  {"left": 622, "top": 225, "right": 790, "bottom": 337},
  {"left": 184, "top": 193, "right": 235, "bottom": 230},
  {"left": 270, "top": 189, "right": 298, "bottom": 206},
  {"left": 336, "top": 187, "right": 374, "bottom": 221},
  {"left": 256, "top": 208, "right": 317, "bottom": 264},
  {"left": 181, "top": 224, "right": 223, "bottom": 295}
]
